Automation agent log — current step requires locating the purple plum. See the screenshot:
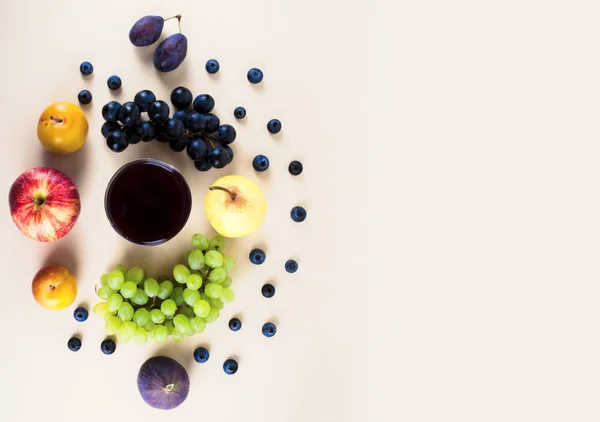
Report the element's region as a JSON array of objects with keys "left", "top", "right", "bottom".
[
  {"left": 153, "top": 33, "right": 188, "bottom": 72},
  {"left": 137, "top": 356, "right": 190, "bottom": 410},
  {"left": 129, "top": 16, "right": 164, "bottom": 47}
]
